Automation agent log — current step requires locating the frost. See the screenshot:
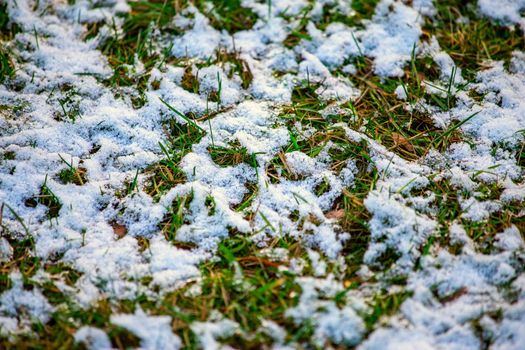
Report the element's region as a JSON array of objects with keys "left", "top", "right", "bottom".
[
  {"left": 494, "top": 226, "right": 524, "bottom": 251},
  {"left": 171, "top": 9, "right": 221, "bottom": 59}
]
